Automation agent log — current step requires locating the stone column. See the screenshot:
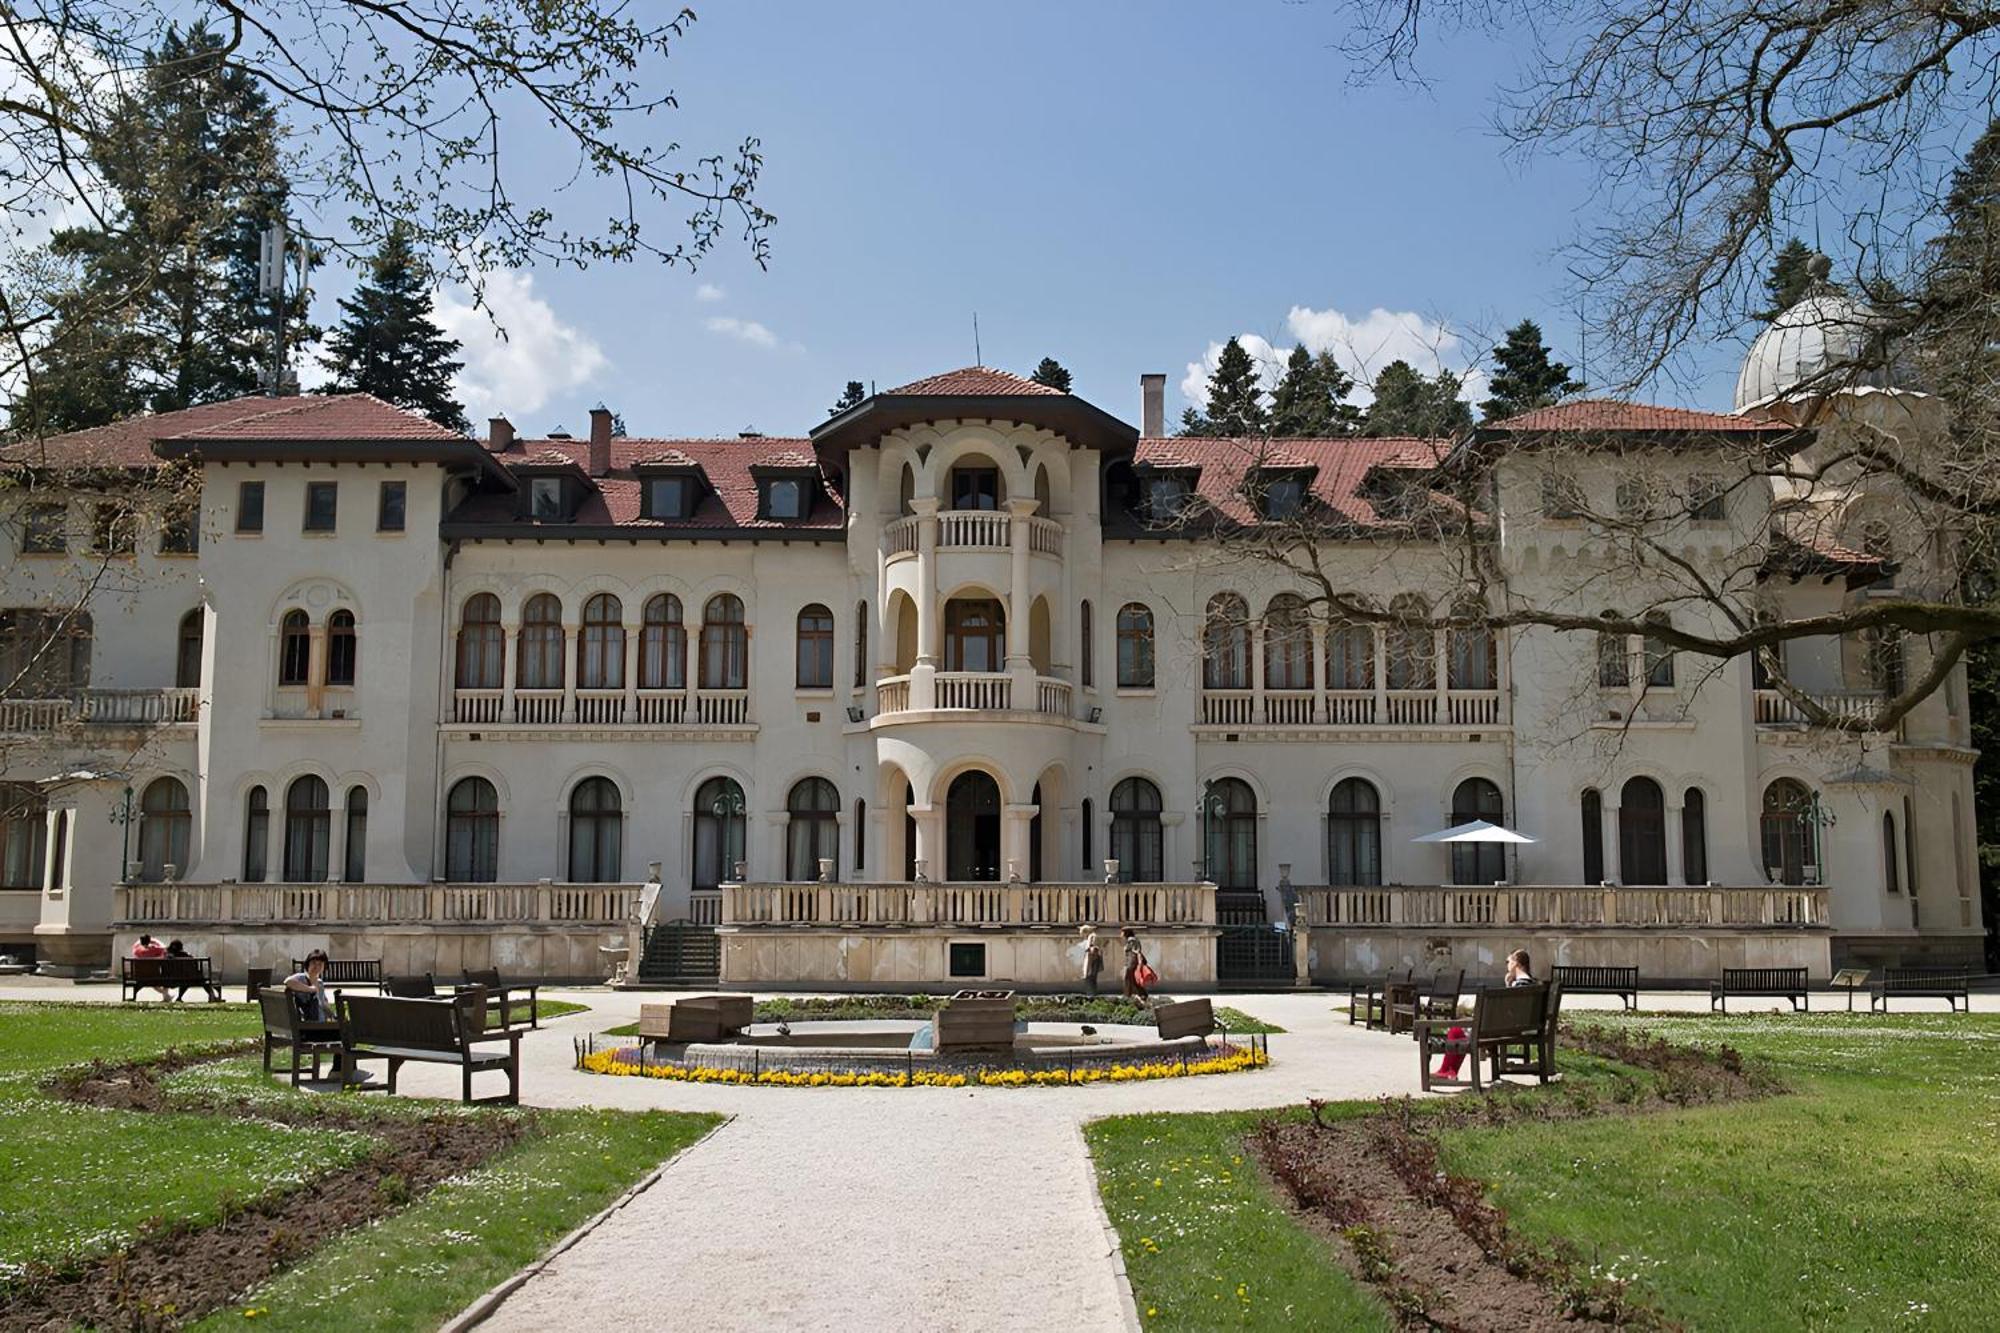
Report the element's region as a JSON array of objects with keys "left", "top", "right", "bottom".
[
  {"left": 501, "top": 621, "right": 519, "bottom": 721},
  {"left": 912, "top": 497, "right": 941, "bottom": 710},
  {"left": 1006, "top": 498, "right": 1039, "bottom": 709},
  {"left": 1309, "top": 621, "right": 1328, "bottom": 723},
  {"left": 561, "top": 625, "right": 580, "bottom": 722},
  {"left": 1665, "top": 802, "right": 1684, "bottom": 886},
  {"left": 910, "top": 804, "right": 942, "bottom": 880},
  {"left": 1002, "top": 803, "right": 1039, "bottom": 880},
  {"left": 1604, "top": 799, "right": 1622, "bottom": 885}
]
